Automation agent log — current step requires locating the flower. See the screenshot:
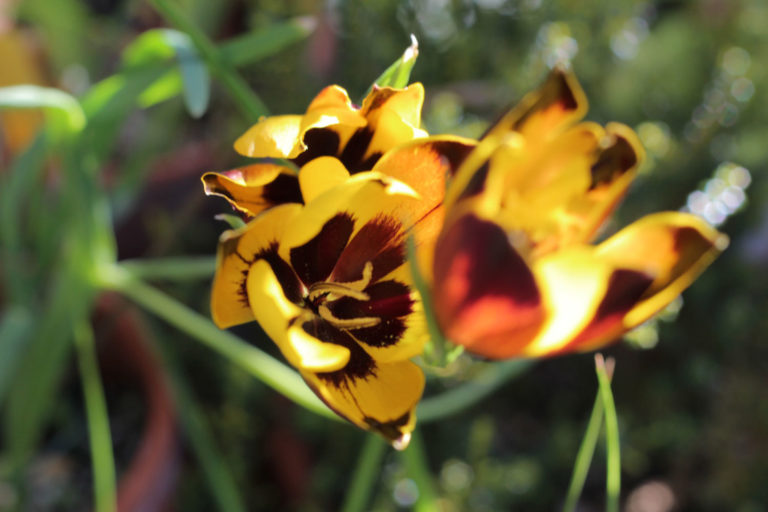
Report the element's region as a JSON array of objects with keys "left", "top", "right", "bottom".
[
  {"left": 431, "top": 69, "right": 727, "bottom": 359},
  {"left": 202, "top": 83, "right": 472, "bottom": 221},
  {"left": 209, "top": 163, "right": 442, "bottom": 447}
]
